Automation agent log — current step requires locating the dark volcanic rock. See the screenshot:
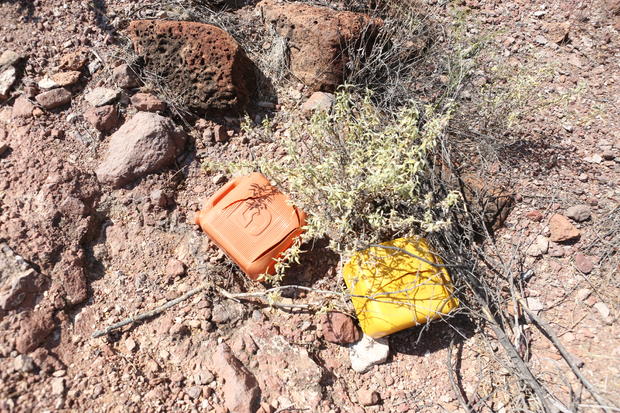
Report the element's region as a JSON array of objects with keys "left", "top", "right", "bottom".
[{"left": 127, "top": 20, "right": 256, "bottom": 113}]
